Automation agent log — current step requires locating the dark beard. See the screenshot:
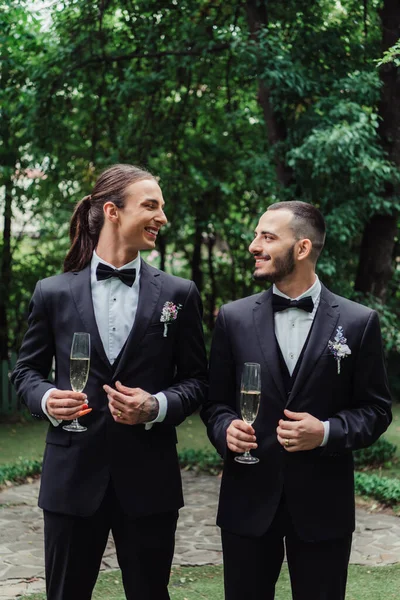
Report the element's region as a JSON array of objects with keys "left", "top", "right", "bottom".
[{"left": 253, "top": 244, "right": 296, "bottom": 283}]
